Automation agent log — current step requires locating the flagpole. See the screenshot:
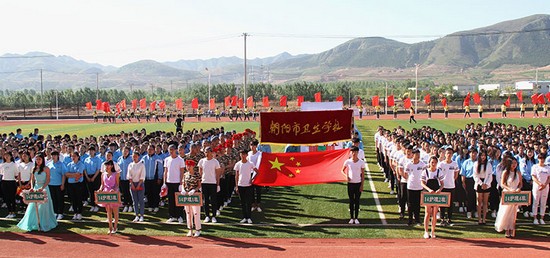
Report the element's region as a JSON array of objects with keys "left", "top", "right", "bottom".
[{"left": 385, "top": 82, "right": 388, "bottom": 115}]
